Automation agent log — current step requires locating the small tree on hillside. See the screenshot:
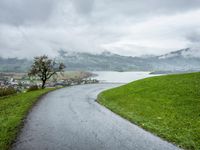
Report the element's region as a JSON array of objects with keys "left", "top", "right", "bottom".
[{"left": 28, "top": 55, "right": 65, "bottom": 89}]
